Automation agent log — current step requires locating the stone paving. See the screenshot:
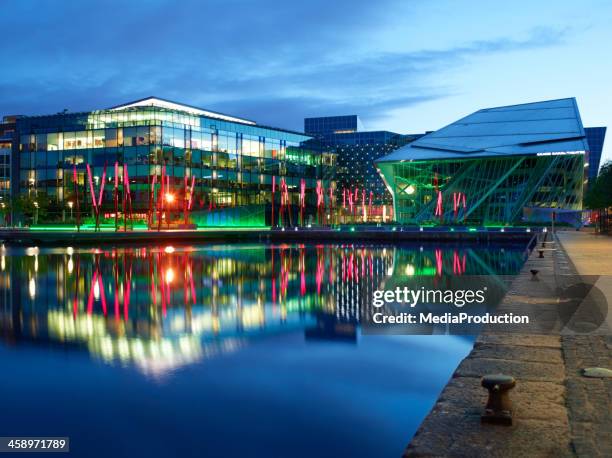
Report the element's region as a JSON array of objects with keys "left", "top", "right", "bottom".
[
  {"left": 557, "top": 232, "right": 612, "bottom": 458},
  {"left": 405, "top": 231, "right": 612, "bottom": 457}
]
